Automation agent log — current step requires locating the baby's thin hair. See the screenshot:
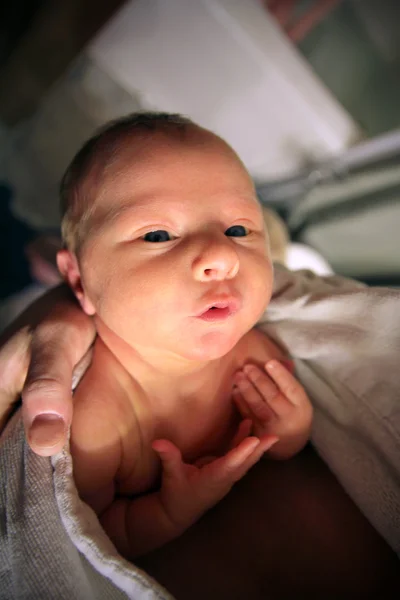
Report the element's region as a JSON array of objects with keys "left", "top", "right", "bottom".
[{"left": 60, "top": 111, "right": 194, "bottom": 252}]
